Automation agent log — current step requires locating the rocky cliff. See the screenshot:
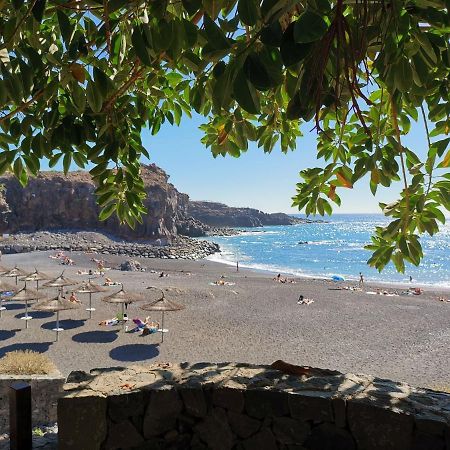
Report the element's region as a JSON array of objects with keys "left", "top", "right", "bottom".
[
  {"left": 188, "top": 201, "right": 312, "bottom": 227},
  {"left": 0, "top": 165, "right": 193, "bottom": 242}
]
